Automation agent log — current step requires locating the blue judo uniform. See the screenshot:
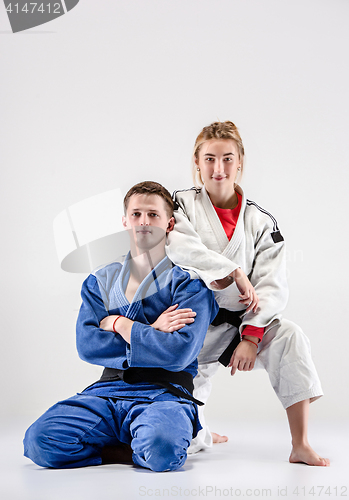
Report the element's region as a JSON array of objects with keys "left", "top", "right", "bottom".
[{"left": 24, "top": 255, "right": 218, "bottom": 471}]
